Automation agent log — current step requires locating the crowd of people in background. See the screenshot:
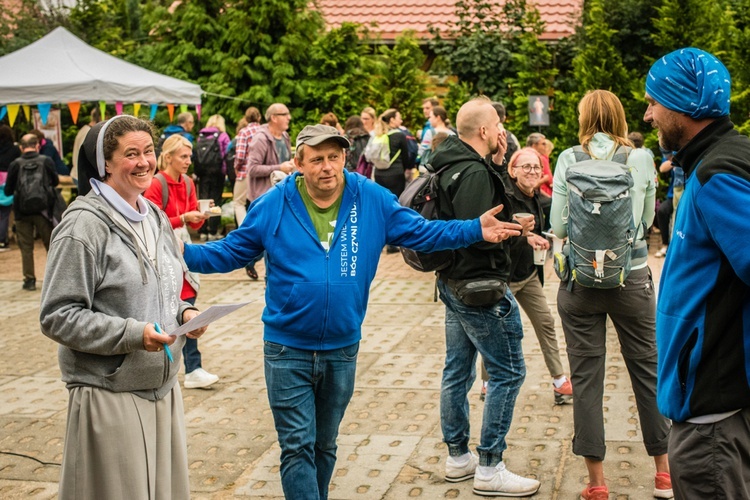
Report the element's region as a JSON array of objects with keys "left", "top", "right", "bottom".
[{"left": 2, "top": 45, "right": 748, "bottom": 500}]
